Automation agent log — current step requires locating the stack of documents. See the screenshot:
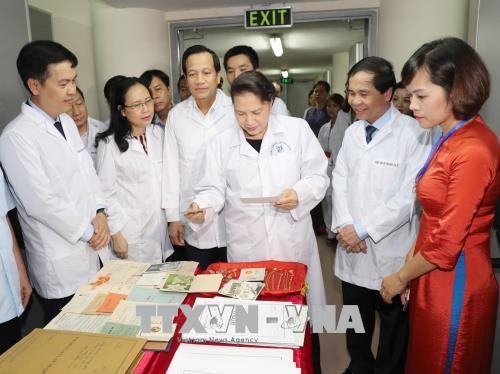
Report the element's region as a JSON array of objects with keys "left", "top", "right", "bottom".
[
  {"left": 182, "top": 297, "right": 308, "bottom": 348},
  {"left": 167, "top": 344, "right": 300, "bottom": 374},
  {"left": 0, "top": 329, "right": 144, "bottom": 373}
]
